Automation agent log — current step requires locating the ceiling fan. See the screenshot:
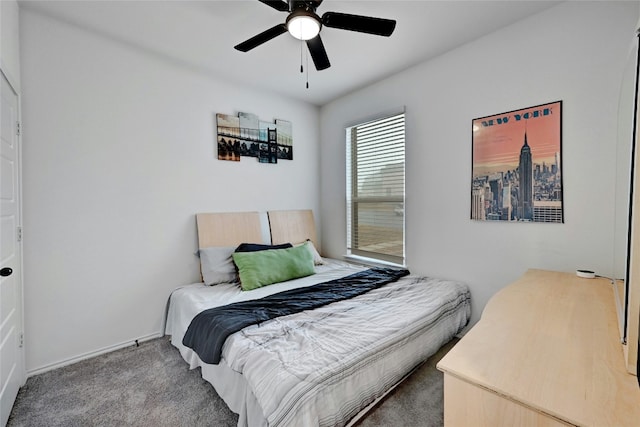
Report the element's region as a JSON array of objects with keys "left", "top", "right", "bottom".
[{"left": 234, "top": 0, "right": 397, "bottom": 71}]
